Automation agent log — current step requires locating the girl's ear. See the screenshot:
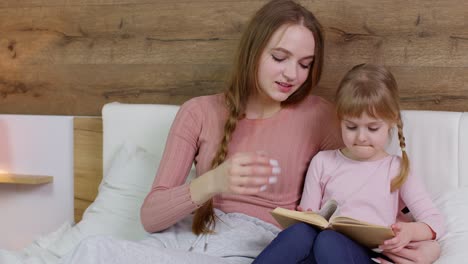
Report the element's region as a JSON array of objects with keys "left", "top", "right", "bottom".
[
  {"left": 387, "top": 122, "right": 397, "bottom": 137},
  {"left": 390, "top": 122, "right": 397, "bottom": 132}
]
